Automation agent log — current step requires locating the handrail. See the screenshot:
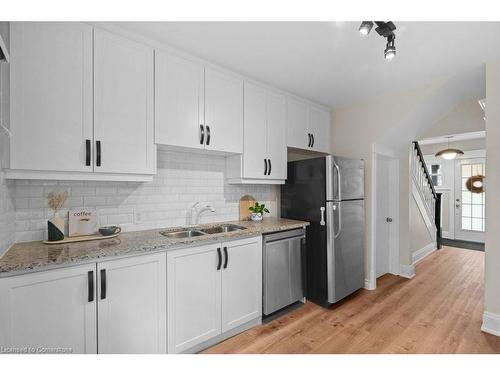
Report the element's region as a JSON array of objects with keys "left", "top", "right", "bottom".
[{"left": 412, "top": 141, "right": 437, "bottom": 199}]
